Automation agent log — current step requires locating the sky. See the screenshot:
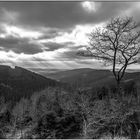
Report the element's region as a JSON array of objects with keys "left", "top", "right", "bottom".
[{"left": 0, "top": 1, "right": 140, "bottom": 72}]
